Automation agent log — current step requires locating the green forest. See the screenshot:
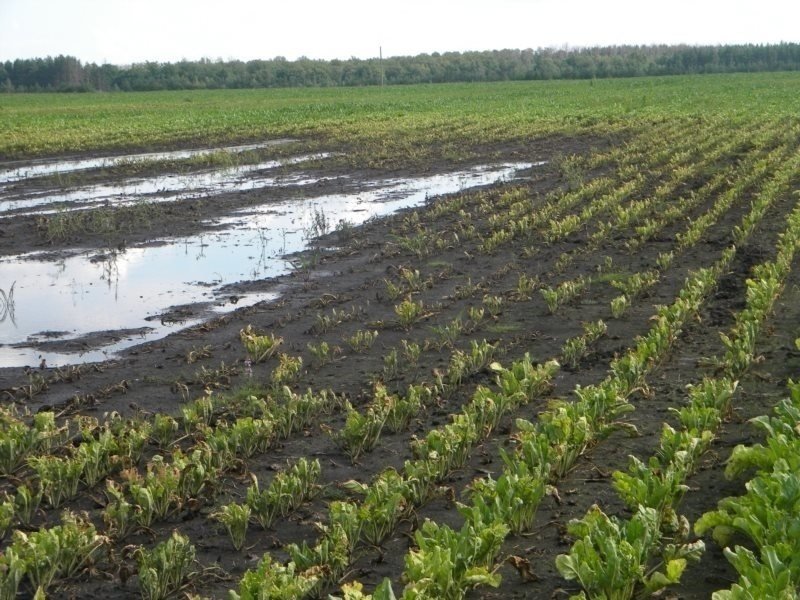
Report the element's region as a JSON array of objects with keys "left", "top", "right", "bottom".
[{"left": 2, "top": 43, "right": 800, "bottom": 92}]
